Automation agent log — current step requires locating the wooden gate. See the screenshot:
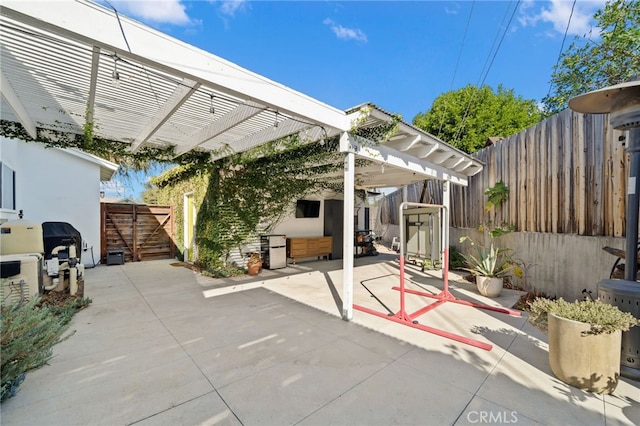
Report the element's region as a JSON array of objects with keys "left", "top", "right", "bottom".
[{"left": 100, "top": 203, "right": 175, "bottom": 263}]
